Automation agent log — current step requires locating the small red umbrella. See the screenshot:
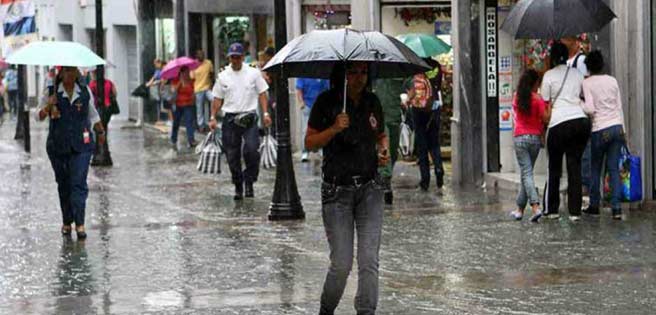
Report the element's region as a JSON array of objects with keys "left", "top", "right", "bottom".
[{"left": 160, "top": 57, "right": 200, "bottom": 80}]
